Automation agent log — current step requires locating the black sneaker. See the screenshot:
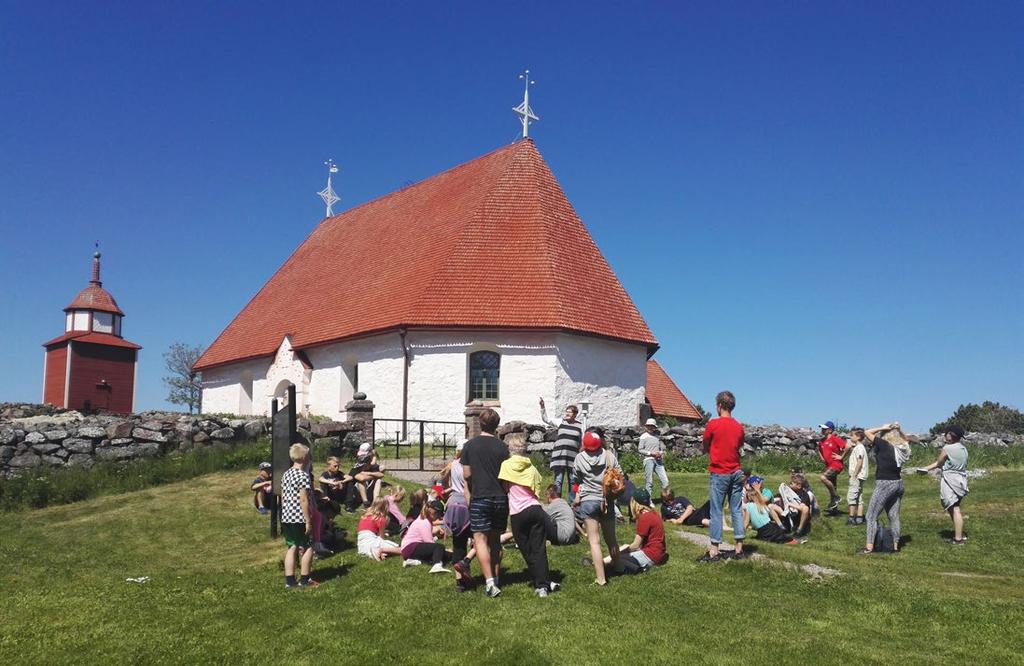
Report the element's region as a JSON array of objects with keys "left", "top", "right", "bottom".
[
  {"left": 728, "top": 550, "right": 749, "bottom": 561},
  {"left": 453, "top": 558, "right": 471, "bottom": 581},
  {"left": 696, "top": 552, "right": 722, "bottom": 564},
  {"left": 845, "top": 518, "right": 858, "bottom": 526}
]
